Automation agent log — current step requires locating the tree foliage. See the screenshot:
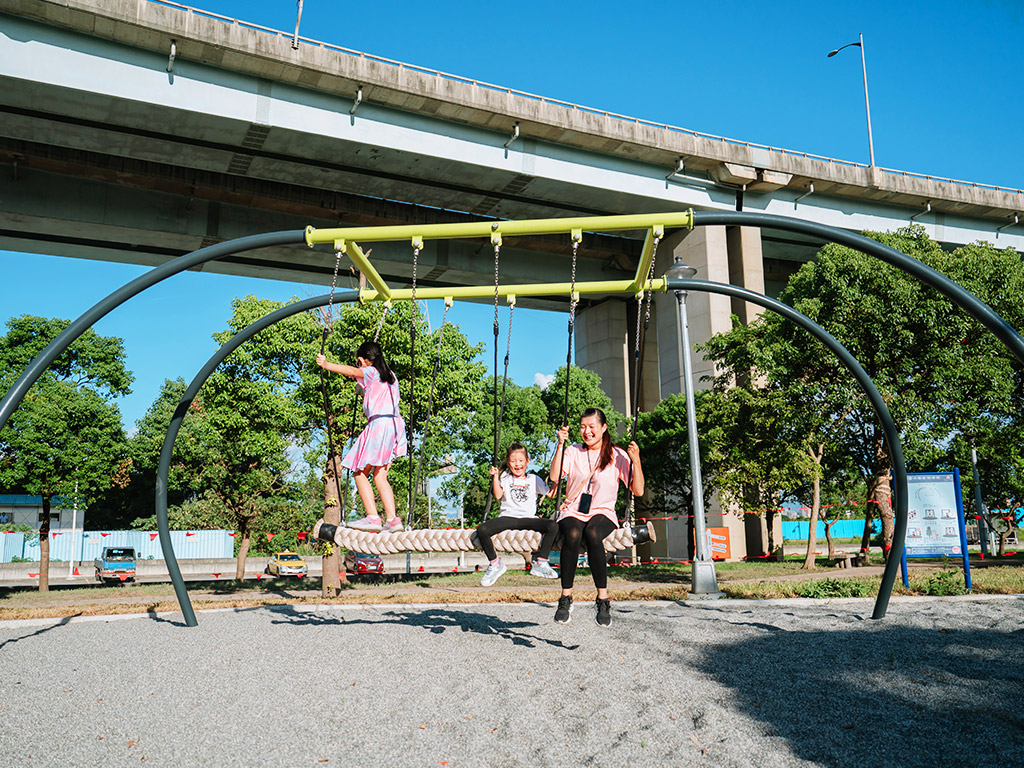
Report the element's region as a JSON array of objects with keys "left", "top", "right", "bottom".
[
  {"left": 699, "top": 226, "right": 1024, "bottom": 559},
  {"left": 0, "top": 315, "right": 131, "bottom": 590}
]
